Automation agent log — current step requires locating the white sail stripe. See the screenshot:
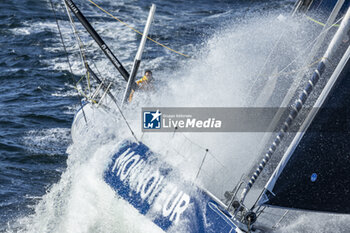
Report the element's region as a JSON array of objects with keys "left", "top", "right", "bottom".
[
  {"left": 308, "top": 80, "right": 314, "bottom": 87},
  {"left": 303, "top": 89, "right": 309, "bottom": 97},
  {"left": 297, "top": 98, "right": 303, "bottom": 106},
  {"left": 315, "top": 69, "right": 321, "bottom": 78}
]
